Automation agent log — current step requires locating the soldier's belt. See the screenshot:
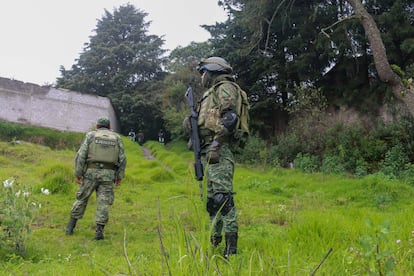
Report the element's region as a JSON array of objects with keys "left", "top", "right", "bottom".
[{"left": 87, "top": 163, "right": 117, "bottom": 170}]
